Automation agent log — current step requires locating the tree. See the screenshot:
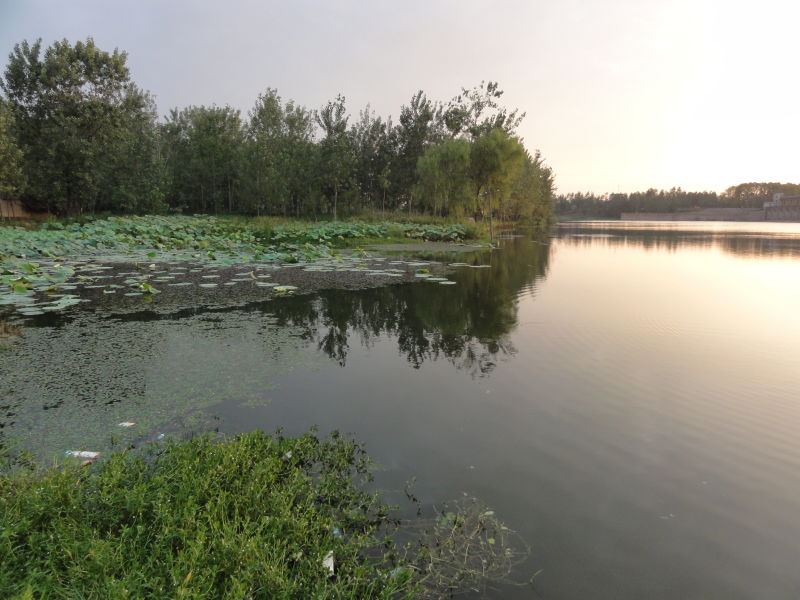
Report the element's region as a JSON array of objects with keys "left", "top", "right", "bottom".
[
  {"left": 415, "top": 138, "right": 472, "bottom": 216},
  {"left": 350, "top": 105, "right": 392, "bottom": 213},
  {"left": 1, "top": 38, "right": 156, "bottom": 214},
  {"left": 241, "top": 89, "right": 316, "bottom": 216},
  {"left": 469, "top": 128, "right": 525, "bottom": 240},
  {"left": 441, "top": 81, "right": 525, "bottom": 140},
  {"left": 392, "top": 91, "right": 434, "bottom": 210},
  {"left": 507, "top": 150, "right": 554, "bottom": 226},
  {"left": 94, "top": 86, "right": 165, "bottom": 213},
  {"left": 0, "top": 99, "right": 23, "bottom": 199},
  {"left": 161, "top": 105, "right": 244, "bottom": 213},
  {"left": 316, "top": 95, "right": 353, "bottom": 220}
]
